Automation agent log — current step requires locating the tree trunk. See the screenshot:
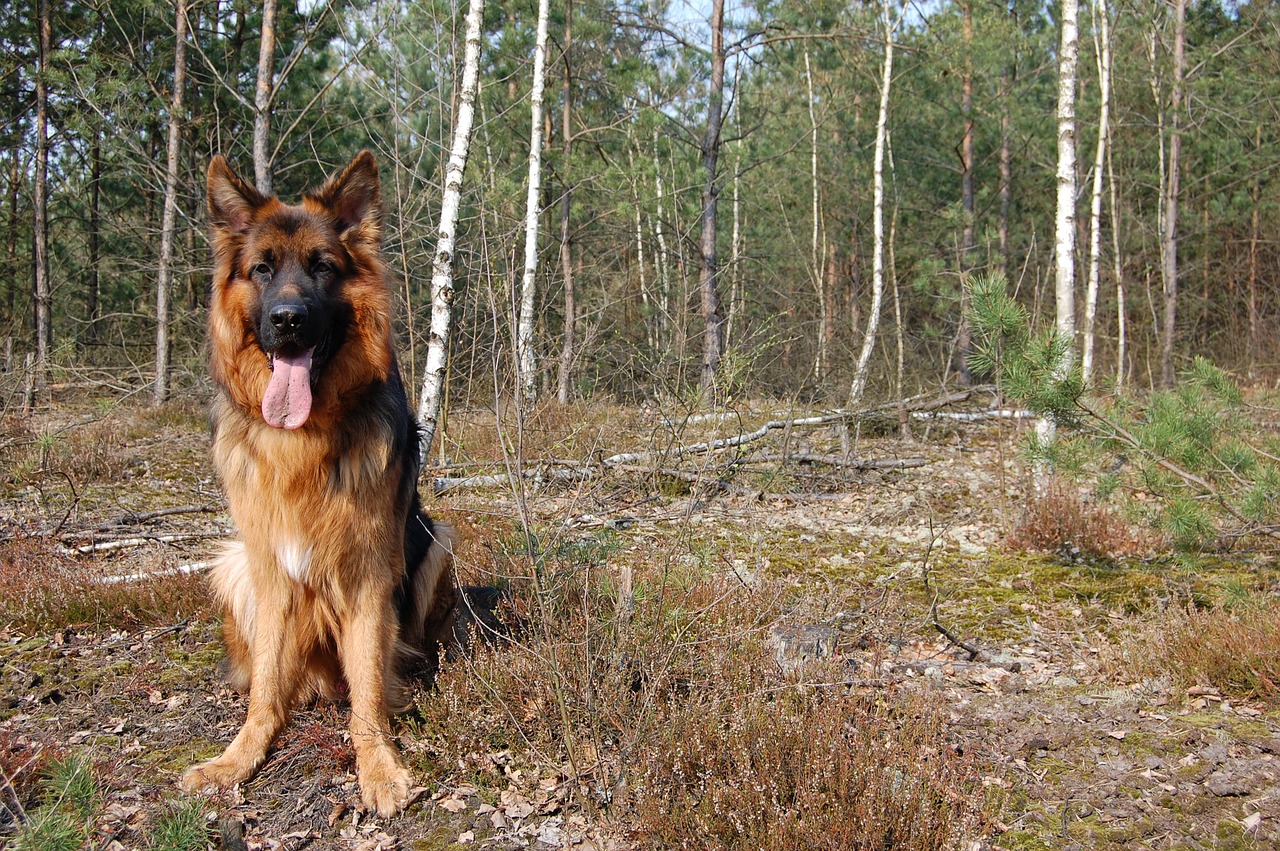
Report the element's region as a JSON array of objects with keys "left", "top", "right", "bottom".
[
  {"left": 727, "top": 141, "right": 742, "bottom": 349},
  {"left": 998, "top": 65, "right": 1013, "bottom": 280},
  {"left": 848, "top": 0, "right": 900, "bottom": 406},
  {"left": 954, "top": 0, "right": 974, "bottom": 385},
  {"left": 1249, "top": 124, "right": 1260, "bottom": 380},
  {"left": 33, "top": 0, "right": 52, "bottom": 391},
  {"left": 653, "top": 133, "right": 671, "bottom": 347},
  {"left": 5, "top": 147, "right": 16, "bottom": 325},
  {"left": 154, "top": 0, "right": 188, "bottom": 406},
  {"left": 517, "top": 0, "right": 551, "bottom": 401},
  {"left": 417, "top": 0, "right": 485, "bottom": 465},
  {"left": 254, "top": 0, "right": 278, "bottom": 194},
  {"left": 85, "top": 131, "right": 101, "bottom": 350},
  {"left": 1081, "top": 0, "right": 1112, "bottom": 385},
  {"left": 697, "top": 0, "right": 727, "bottom": 395},
  {"left": 1053, "top": 0, "right": 1079, "bottom": 360},
  {"left": 1159, "top": 0, "right": 1185, "bottom": 388},
  {"left": 805, "top": 50, "right": 825, "bottom": 379},
  {"left": 1109, "top": 125, "right": 1126, "bottom": 390},
  {"left": 1039, "top": 0, "right": 1080, "bottom": 478},
  {"left": 556, "top": 0, "right": 574, "bottom": 405}
]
